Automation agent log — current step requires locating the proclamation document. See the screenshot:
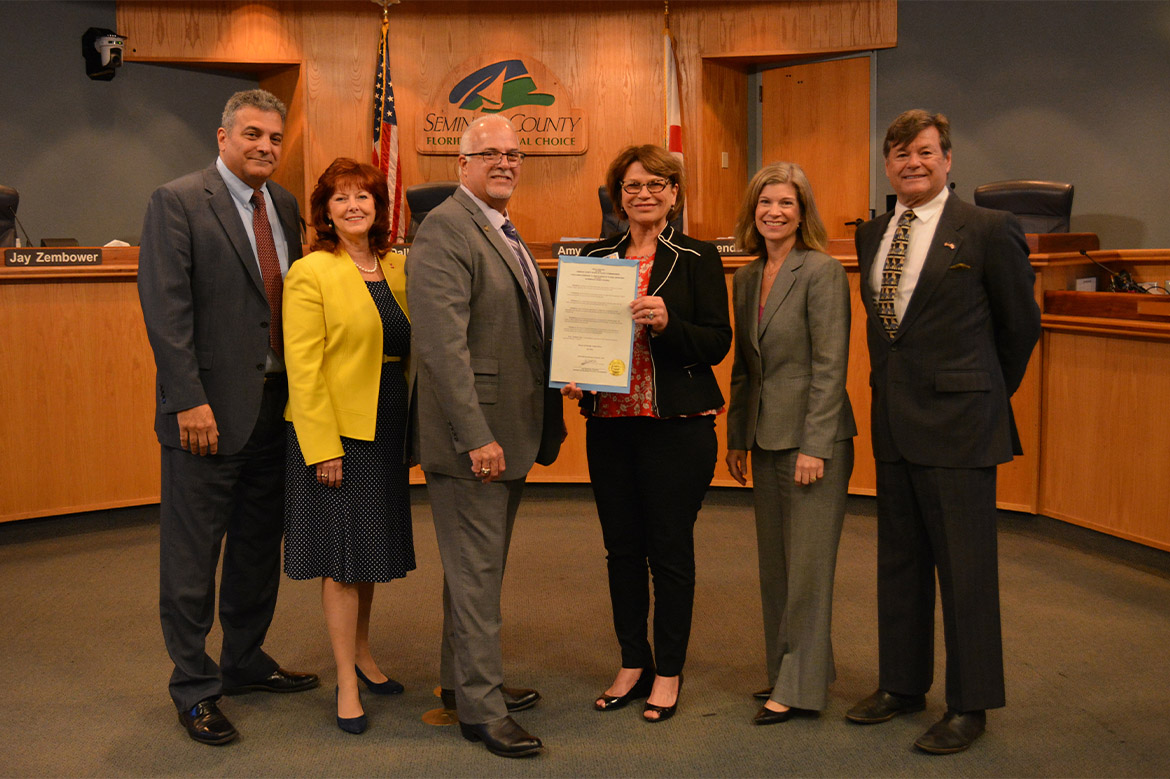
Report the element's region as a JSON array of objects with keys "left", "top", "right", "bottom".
[{"left": 549, "top": 254, "right": 639, "bottom": 393}]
